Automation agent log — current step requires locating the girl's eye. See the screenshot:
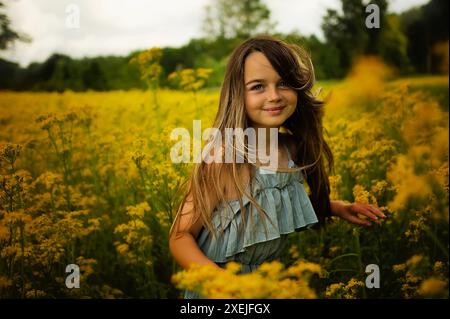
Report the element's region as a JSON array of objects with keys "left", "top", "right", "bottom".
[{"left": 250, "top": 81, "right": 289, "bottom": 91}]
